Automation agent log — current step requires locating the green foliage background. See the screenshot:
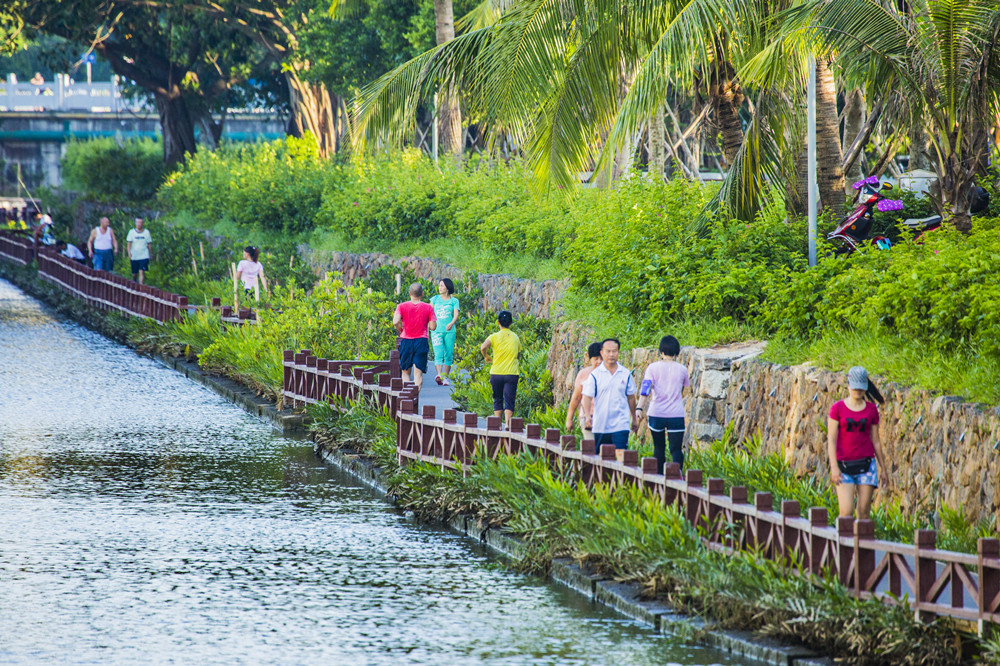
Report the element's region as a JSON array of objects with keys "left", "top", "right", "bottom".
[{"left": 61, "top": 138, "right": 166, "bottom": 201}]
